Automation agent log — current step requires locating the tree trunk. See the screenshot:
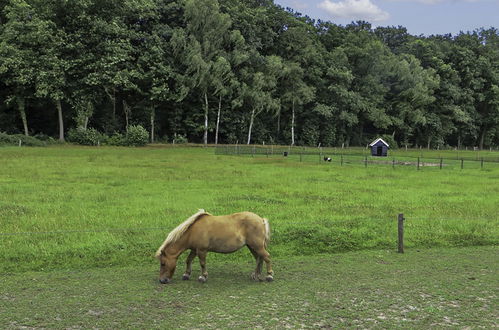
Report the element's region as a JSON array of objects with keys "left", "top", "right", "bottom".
[
  {"left": 479, "top": 128, "right": 487, "bottom": 150},
  {"left": 457, "top": 134, "right": 461, "bottom": 150},
  {"left": 215, "top": 94, "right": 222, "bottom": 145},
  {"left": 291, "top": 100, "right": 295, "bottom": 146},
  {"left": 427, "top": 135, "right": 432, "bottom": 150},
  {"left": 247, "top": 108, "right": 255, "bottom": 145},
  {"left": 123, "top": 100, "right": 130, "bottom": 132},
  {"left": 204, "top": 92, "right": 209, "bottom": 145},
  {"left": 150, "top": 108, "right": 155, "bottom": 143},
  {"left": 104, "top": 87, "right": 116, "bottom": 121},
  {"left": 18, "top": 97, "right": 28, "bottom": 136},
  {"left": 277, "top": 111, "right": 281, "bottom": 137},
  {"left": 84, "top": 116, "right": 89, "bottom": 130},
  {"left": 56, "top": 99, "right": 64, "bottom": 141}
]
